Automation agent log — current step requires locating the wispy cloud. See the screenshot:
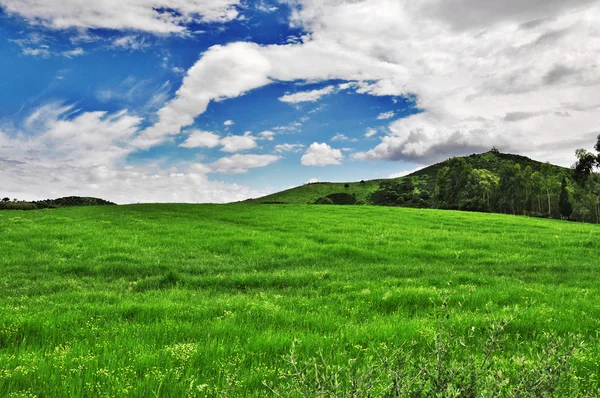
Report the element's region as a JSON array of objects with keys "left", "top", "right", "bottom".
[{"left": 279, "top": 86, "right": 335, "bottom": 104}]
